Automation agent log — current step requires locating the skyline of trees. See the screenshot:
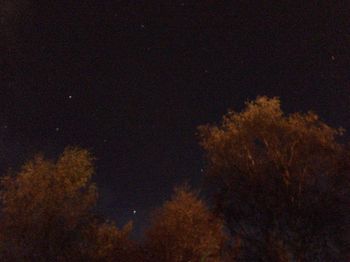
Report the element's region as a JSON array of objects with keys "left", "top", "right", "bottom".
[{"left": 0, "top": 96, "right": 349, "bottom": 261}]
